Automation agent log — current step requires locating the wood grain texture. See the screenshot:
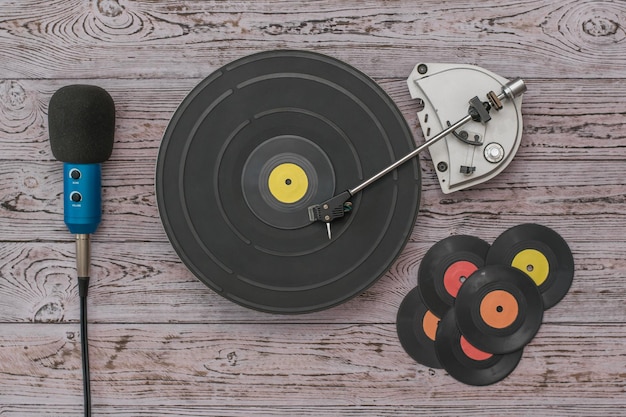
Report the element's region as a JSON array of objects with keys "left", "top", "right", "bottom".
[
  {"left": 0, "top": 227, "right": 623, "bottom": 325},
  {"left": 0, "top": 0, "right": 625, "bottom": 79},
  {"left": 0, "top": 323, "right": 624, "bottom": 411},
  {"left": 0, "top": 0, "right": 625, "bottom": 415}
]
